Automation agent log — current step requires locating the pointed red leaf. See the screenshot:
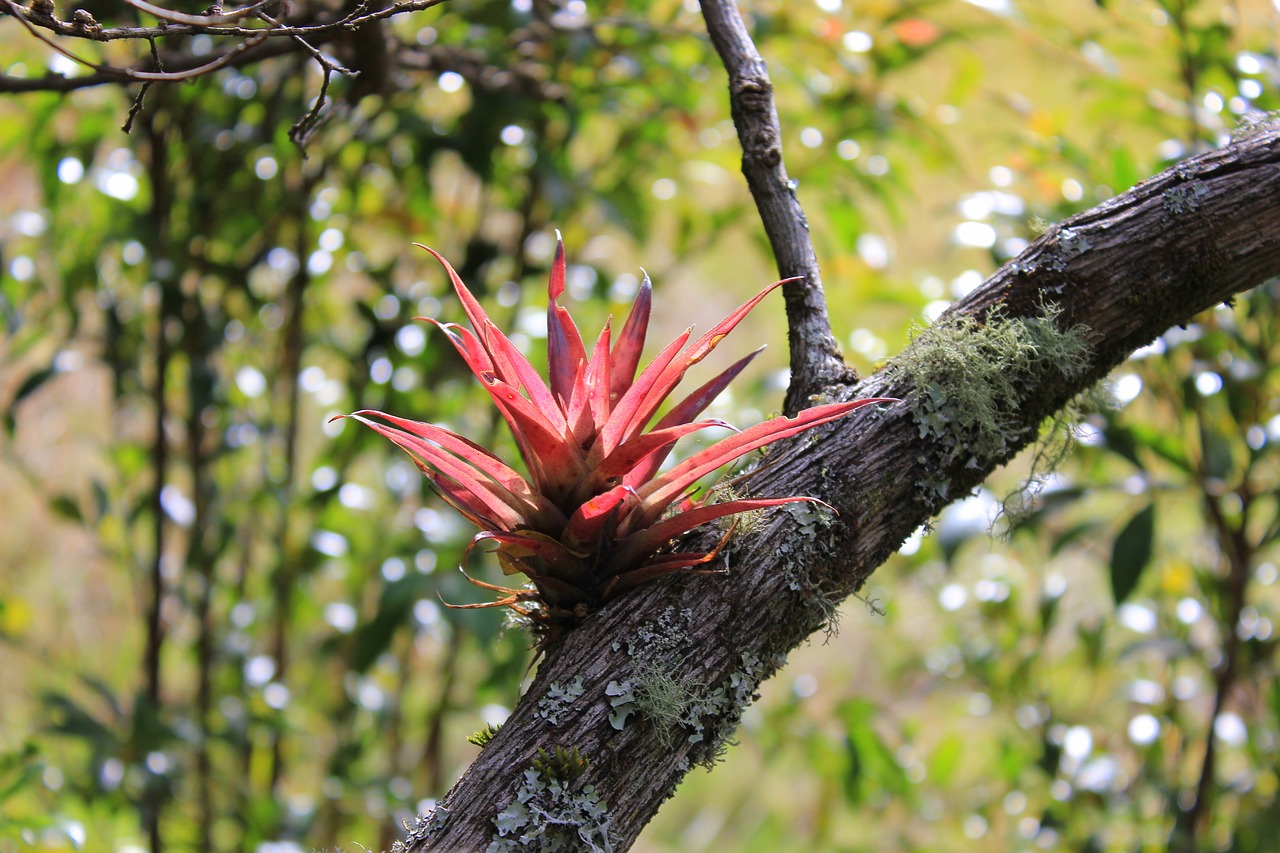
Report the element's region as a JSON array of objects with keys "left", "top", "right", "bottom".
[
  {"left": 593, "top": 419, "right": 734, "bottom": 489},
  {"left": 606, "top": 281, "right": 794, "bottom": 452},
  {"left": 343, "top": 413, "right": 533, "bottom": 529},
  {"left": 598, "top": 282, "right": 791, "bottom": 453},
  {"left": 654, "top": 346, "right": 765, "bottom": 431},
  {"left": 627, "top": 399, "right": 894, "bottom": 533},
  {"left": 547, "top": 237, "right": 587, "bottom": 407},
  {"left": 416, "top": 243, "right": 564, "bottom": 431},
  {"left": 609, "top": 271, "right": 652, "bottom": 402},
  {"left": 610, "top": 496, "right": 827, "bottom": 573},
  {"left": 350, "top": 410, "right": 532, "bottom": 499},
  {"left": 478, "top": 371, "right": 587, "bottom": 500},
  {"left": 562, "top": 484, "right": 636, "bottom": 551},
  {"left": 479, "top": 319, "right": 567, "bottom": 433},
  {"left": 566, "top": 322, "right": 611, "bottom": 445},
  {"left": 622, "top": 346, "right": 767, "bottom": 486},
  {"left": 423, "top": 319, "right": 495, "bottom": 376},
  {"left": 683, "top": 278, "right": 797, "bottom": 364},
  {"left": 548, "top": 232, "right": 566, "bottom": 300},
  {"left": 599, "top": 327, "right": 692, "bottom": 453},
  {"left": 415, "top": 243, "right": 499, "bottom": 356},
  {"left": 584, "top": 321, "right": 613, "bottom": 432}
]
